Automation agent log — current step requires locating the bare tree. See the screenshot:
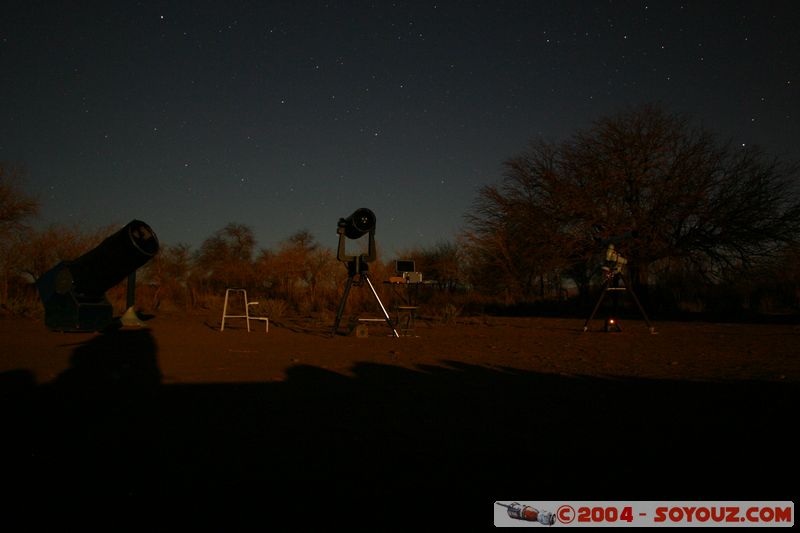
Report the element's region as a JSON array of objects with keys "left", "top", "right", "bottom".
[
  {"left": 0, "top": 164, "right": 38, "bottom": 234},
  {"left": 464, "top": 140, "right": 582, "bottom": 301},
  {"left": 561, "top": 104, "right": 800, "bottom": 282},
  {"left": 268, "top": 230, "right": 338, "bottom": 311},
  {"left": 142, "top": 243, "right": 192, "bottom": 310},
  {"left": 401, "top": 241, "right": 465, "bottom": 291},
  {"left": 464, "top": 104, "right": 800, "bottom": 304},
  {"left": 195, "top": 223, "right": 256, "bottom": 290},
  {"left": 0, "top": 164, "right": 39, "bottom": 307}
]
